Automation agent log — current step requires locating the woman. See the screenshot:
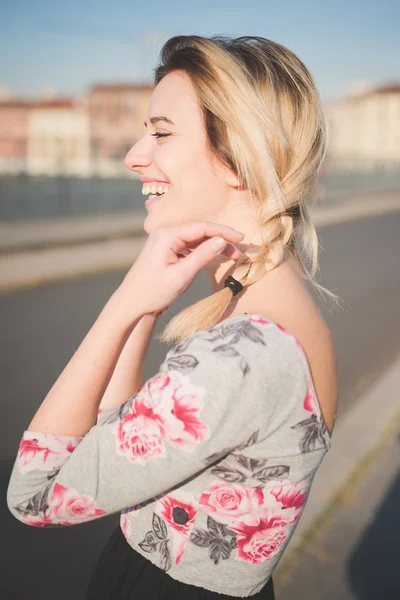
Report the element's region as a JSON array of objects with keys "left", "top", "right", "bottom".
[{"left": 7, "top": 35, "right": 339, "bottom": 598}]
